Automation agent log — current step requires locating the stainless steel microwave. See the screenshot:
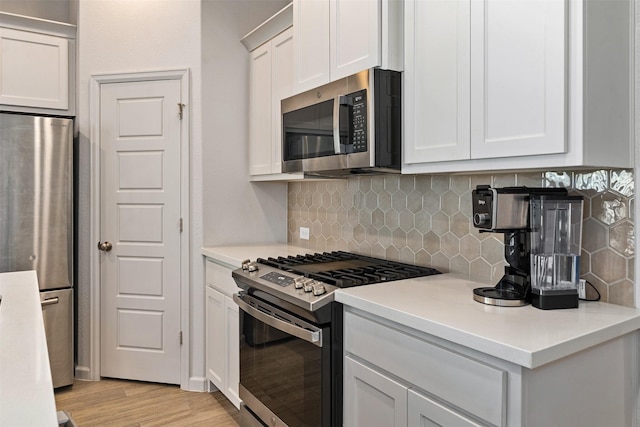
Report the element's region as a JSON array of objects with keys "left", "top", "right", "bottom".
[{"left": 281, "top": 68, "right": 401, "bottom": 177}]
